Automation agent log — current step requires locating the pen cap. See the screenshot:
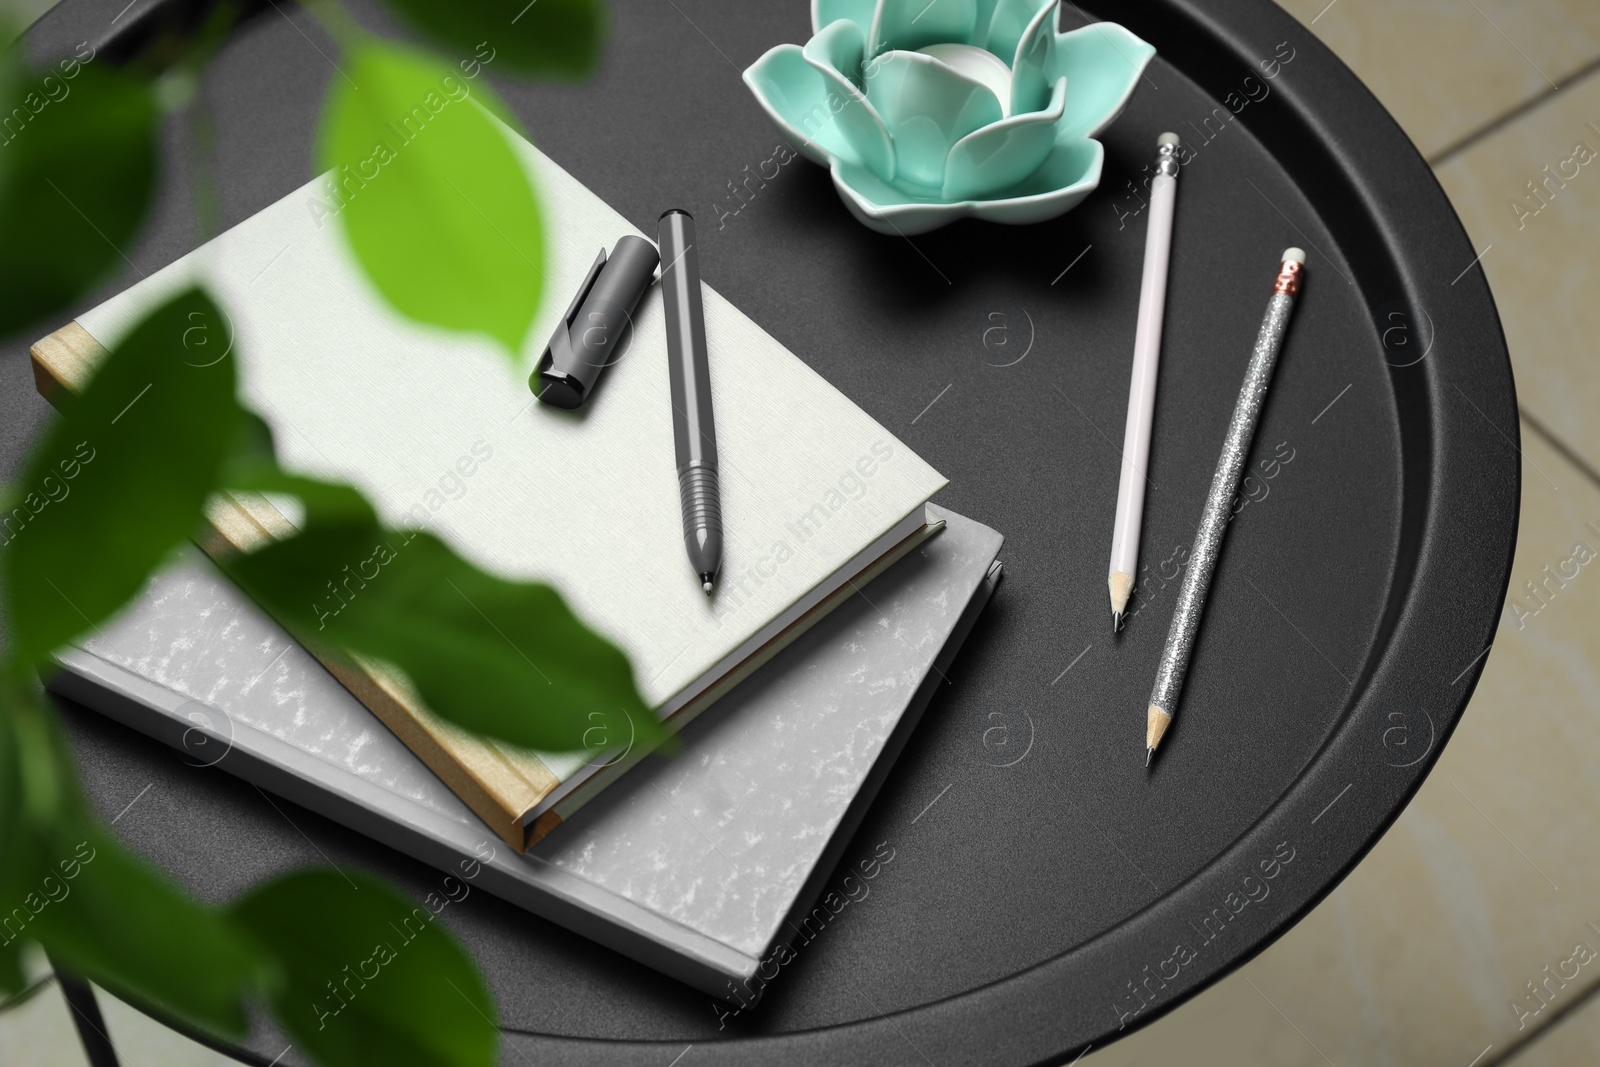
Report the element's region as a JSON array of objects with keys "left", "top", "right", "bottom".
[{"left": 533, "top": 234, "right": 660, "bottom": 409}]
